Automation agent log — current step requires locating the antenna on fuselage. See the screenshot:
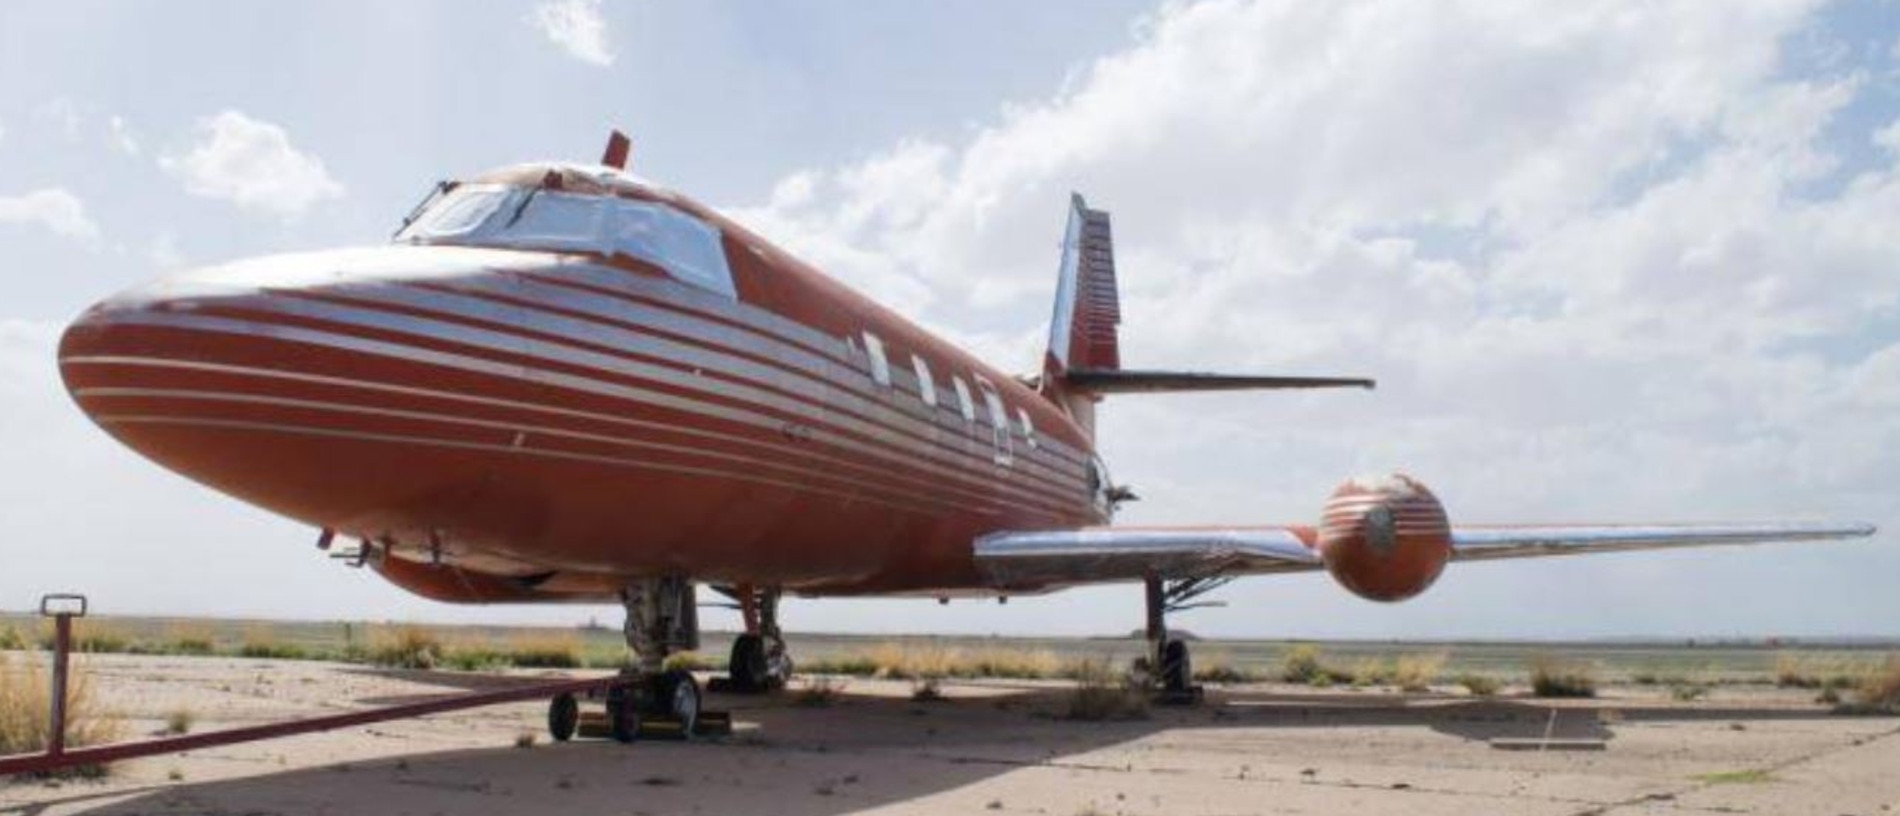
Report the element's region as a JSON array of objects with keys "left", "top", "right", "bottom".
[{"left": 602, "top": 130, "right": 632, "bottom": 170}]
